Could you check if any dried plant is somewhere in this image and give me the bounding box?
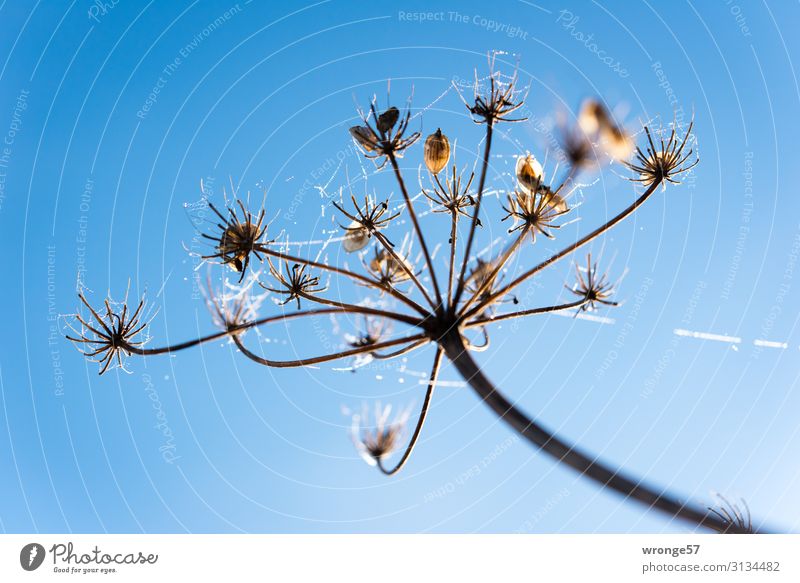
[66,57,768,534]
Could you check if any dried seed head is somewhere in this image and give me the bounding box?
[567,254,617,312]
[623,121,698,190]
[707,494,753,534]
[261,260,327,309]
[350,402,410,466]
[342,220,370,253]
[578,99,632,162]
[578,99,608,135]
[201,200,268,282]
[515,154,544,192]
[424,128,451,174]
[349,125,379,152]
[537,184,568,213]
[377,106,400,134]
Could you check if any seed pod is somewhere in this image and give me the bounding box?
[599,123,633,161]
[349,125,378,152]
[515,154,544,192]
[342,221,370,253]
[424,129,450,174]
[578,99,609,135]
[377,107,400,134]
[538,185,568,213]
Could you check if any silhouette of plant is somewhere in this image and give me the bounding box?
[66,56,765,534]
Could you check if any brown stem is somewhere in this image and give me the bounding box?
[377,347,443,476]
[372,230,436,311]
[453,121,494,307]
[125,307,424,356]
[232,332,427,369]
[387,152,443,311]
[255,244,429,317]
[465,298,588,328]
[439,330,758,533]
[372,339,429,360]
[465,178,663,321]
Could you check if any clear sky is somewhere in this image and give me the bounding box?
[0,0,798,534]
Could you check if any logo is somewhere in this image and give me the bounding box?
[20,543,46,571]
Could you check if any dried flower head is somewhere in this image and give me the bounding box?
[350,403,411,466]
[202,200,268,281]
[623,121,698,190]
[423,128,451,174]
[501,188,571,242]
[205,278,264,334]
[515,153,544,192]
[365,246,415,288]
[707,495,753,534]
[465,68,526,124]
[347,317,388,349]
[65,293,150,375]
[262,260,326,309]
[567,254,617,312]
[333,195,400,246]
[422,165,477,225]
[349,103,420,168]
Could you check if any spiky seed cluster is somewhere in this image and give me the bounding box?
[348,318,388,349]
[707,495,753,534]
[205,281,262,334]
[423,165,477,225]
[365,247,414,289]
[349,104,420,168]
[467,72,526,124]
[333,195,400,251]
[262,261,326,309]
[623,121,698,189]
[351,404,410,465]
[66,294,149,375]
[423,129,451,174]
[502,188,570,242]
[568,254,617,312]
[202,200,268,281]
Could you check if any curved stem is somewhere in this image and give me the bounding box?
[372,339,430,360]
[291,291,425,328]
[377,347,443,476]
[466,178,663,321]
[255,244,429,317]
[125,307,423,356]
[439,330,759,533]
[465,298,588,328]
[453,121,494,307]
[233,332,427,369]
[387,152,443,311]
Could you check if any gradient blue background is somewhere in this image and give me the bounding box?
[0,0,798,533]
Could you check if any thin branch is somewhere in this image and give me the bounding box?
[453,121,494,307]
[465,298,589,328]
[439,331,761,533]
[232,332,427,369]
[124,306,425,356]
[465,177,663,321]
[377,347,443,475]
[254,243,429,317]
[372,338,430,360]
[387,151,443,311]
[372,230,437,311]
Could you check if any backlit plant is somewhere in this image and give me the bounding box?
[67,57,761,534]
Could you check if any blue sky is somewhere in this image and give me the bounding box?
[0,0,799,533]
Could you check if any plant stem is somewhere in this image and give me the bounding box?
[446,212,458,312]
[465,177,663,321]
[378,347,443,476]
[465,298,589,328]
[372,230,437,311]
[439,330,756,533]
[125,306,424,356]
[387,152,443,311]
[452,121,494,307]
[233,332,428,369]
